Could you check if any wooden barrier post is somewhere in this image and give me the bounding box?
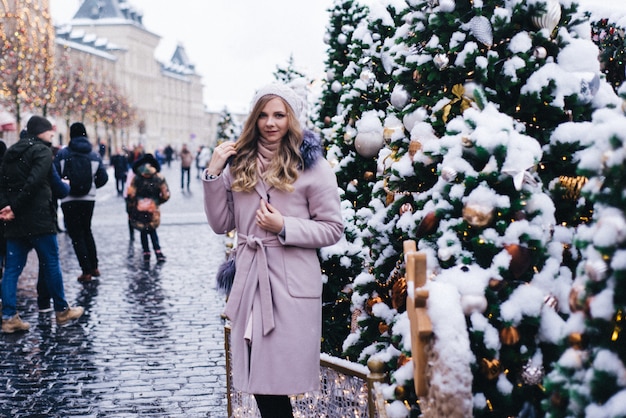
[404,240,432,397]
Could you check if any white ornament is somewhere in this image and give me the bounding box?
[360,69,376,86]
[438,0,455,12]
[469,16,493,47]
[390,85,409,109]
[441,166,458,182]
[585,259,608,282]
[531,0,561,35]
[354,132,385,158]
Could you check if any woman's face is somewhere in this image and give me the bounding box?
[257,97,289,143]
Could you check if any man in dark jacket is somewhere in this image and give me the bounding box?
[0,115,85,333]
[54,122,108,283]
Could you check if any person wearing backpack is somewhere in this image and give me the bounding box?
[54,122,108,283]
[0,116,85,332]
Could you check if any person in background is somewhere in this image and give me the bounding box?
[110,147,130,196]
[195,145,211,179]
[54,122,109,283]
[126,153,170,263]
[179,143,193,191]
[37,156,71,312]
[202,83,343,418]
[164,144,174,168]
[0,115,84,333]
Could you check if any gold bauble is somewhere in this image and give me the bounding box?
[394,384,406,400]
[500,326,520,345]
[462,203,495,228]
[568,285,586,313]
[408,140,422,158]
[365,296,383,314]
[391,276,407,311]
[416,211,440,238]
[363,171,375,181]
[568,332,584,350]
[504,244,532,279]
[378,321,389,334]
[480,358,501,380]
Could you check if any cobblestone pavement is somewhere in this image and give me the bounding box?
[0,161,229,417]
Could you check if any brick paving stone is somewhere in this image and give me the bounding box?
[0,162,229,417]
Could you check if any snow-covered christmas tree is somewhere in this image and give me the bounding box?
[317,0,623,416]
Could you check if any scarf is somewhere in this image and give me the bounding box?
[256,136,280,175]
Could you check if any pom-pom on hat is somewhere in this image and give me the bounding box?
[251,83,305,121]
[70,122,87,139]
[26,116,53,136]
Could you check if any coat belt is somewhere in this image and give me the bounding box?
[237,233,281,336]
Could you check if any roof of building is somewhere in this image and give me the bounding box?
[72,0,144,26]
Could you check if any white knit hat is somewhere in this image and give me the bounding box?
[251,83,306,121]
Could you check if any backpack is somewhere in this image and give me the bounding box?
[61,151,94,197]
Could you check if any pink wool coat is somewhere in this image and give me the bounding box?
[203,154,343,395]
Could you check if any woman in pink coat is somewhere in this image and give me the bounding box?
[203,83,343,417]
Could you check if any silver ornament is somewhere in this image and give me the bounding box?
[469,16,493,47]
[434,53,450,70]
[441,166,458,182]
[533,46,547,59]
[585,259,608,282]
[521,362,544,386]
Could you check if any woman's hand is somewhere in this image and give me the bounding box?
[256,199,284,234]
[206,141,236,176]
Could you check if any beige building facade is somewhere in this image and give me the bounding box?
[55,0,212,155]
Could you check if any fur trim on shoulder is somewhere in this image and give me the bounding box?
[300,129,323,170]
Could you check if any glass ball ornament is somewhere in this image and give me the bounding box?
[533,46,548,59]
[355,131,385,158]
[433,53,450,70]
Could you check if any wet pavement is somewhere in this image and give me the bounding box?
[0,160,229,417]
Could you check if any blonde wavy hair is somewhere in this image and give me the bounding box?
[230,95,303,193]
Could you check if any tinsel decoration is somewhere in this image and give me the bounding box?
[531,0,562,35]
[351,308,362,333]
[558,175,588,200]
[480,358,501,380]
[469,16,493,47]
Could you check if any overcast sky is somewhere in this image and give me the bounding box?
[50,0,626,113]
[50,0,334,113]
